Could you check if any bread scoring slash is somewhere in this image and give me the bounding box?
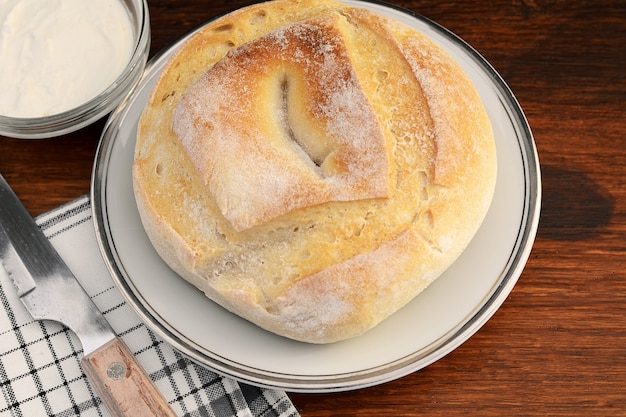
[133,0,497,343]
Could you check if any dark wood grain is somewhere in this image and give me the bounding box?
[2,1,626,416]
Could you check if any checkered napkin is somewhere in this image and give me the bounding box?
[0,196,299,417]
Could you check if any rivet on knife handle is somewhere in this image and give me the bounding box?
[82,337,176,417]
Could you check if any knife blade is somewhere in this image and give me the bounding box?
[0,173,176,417]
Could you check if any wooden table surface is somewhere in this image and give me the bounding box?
[2,1,625,416]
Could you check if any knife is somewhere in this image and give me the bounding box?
[0,173,176,417]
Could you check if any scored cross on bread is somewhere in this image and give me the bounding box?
[172,14,391,232]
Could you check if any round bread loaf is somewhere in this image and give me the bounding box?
[133,0,497,344]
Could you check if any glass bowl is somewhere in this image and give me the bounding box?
[0,0,150,139]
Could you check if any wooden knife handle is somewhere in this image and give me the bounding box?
[82,337,176,417]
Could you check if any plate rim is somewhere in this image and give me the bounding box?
[91,0,541,392]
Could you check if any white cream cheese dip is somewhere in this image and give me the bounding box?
[0,0,134,118]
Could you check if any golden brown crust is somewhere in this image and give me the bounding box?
[133,0,497,343]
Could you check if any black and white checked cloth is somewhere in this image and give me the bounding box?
[0,196,299,417]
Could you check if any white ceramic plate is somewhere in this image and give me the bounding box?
[92,0,541,392]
